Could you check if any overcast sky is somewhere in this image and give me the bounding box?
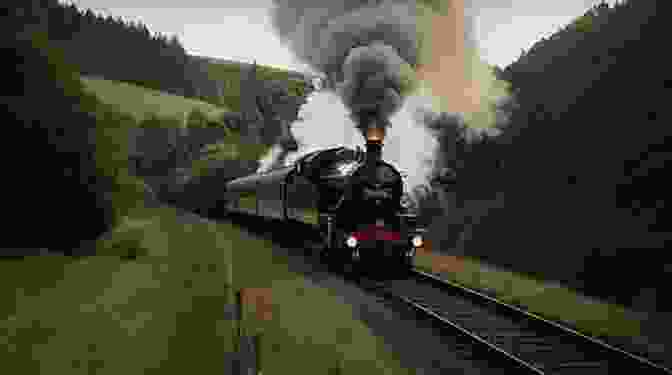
[60,0,617,73]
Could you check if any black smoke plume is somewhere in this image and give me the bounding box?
[269,0,512,205]
[270,0,428,138]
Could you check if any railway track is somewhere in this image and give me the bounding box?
[225,215,669,374]
[357,268,671,375]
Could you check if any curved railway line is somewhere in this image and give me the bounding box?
[224,214,669,374]
[357,268,671,375]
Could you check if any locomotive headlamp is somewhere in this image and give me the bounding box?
[346,235,358,248]
[411,235,423,248]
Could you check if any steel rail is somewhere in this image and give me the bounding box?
[358,279,545,374]
[409,268,672,374]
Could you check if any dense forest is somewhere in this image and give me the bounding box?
[424,0,669,312]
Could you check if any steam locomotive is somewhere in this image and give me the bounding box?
[223,138,425,276]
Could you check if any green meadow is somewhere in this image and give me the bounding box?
[1,206,412,375]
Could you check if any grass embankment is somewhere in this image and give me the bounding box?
[413,245,642,341]
[80,76,230,124]
[0,206,411,374]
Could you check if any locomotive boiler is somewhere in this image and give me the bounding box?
[223,126,425,275]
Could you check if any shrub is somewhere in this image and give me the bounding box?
[138,113,183,129]
[95,215,154,259]
[186,109,210,129]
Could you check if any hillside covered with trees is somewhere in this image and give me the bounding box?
[424,0,668,313]
[11,0,312,111]
[13,0,220,103]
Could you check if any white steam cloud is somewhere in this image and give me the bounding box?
[279,89,438,194]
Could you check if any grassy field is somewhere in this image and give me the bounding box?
[413,246,643,341]
[0,206,412,374]
[80,76,230,125]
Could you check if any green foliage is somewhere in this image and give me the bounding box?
[415,0,454,14]
[571,12,595,33]
[186,109,208,129]
[198,93,228,108]
[90,101,151,226]
[568,2,614,34]
[206,63,242,112]
[255,65,309,98]
[189,134,267,179]
[287,79,307,98]
[219,91,242,114]
[201,142,238,157]
[4,29,118,252]
[137,113,166,128]
[186,108,223,130]
[204,61,310,112]
[8,25,181,245]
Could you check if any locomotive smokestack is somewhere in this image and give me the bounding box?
[358,111,387,168]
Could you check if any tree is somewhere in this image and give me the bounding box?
[3,30,117,253]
